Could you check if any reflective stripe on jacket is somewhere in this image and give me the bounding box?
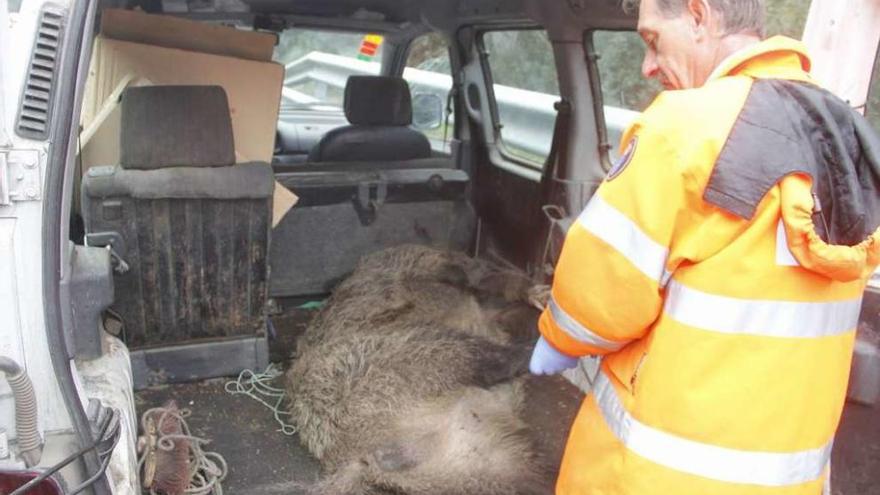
[540,36,880,495]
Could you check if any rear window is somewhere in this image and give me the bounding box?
[273,29,384,112]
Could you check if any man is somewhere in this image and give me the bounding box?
[529,0,880,494]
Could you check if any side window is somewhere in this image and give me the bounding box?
[403,33,453,153]
[589,31,660,162]
[482,30,560,168]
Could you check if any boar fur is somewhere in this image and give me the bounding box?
[286,244,554,495]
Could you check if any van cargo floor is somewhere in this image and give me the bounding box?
[133,307,584,494]
[134,310,320,494]
[134,373,583,494]
[136,379,322,494]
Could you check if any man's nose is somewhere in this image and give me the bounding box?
[642,52,659,79]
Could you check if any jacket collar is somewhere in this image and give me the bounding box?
[706,35,814,84]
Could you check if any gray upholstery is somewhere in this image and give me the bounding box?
[273,157,455,174]
[82,85,272,355]
[270,201,474,296]
[120,85,235,170]
[83,162,274,200]
[308,76,432,162]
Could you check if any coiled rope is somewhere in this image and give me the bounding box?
[224,363,297,436]
[137,406,228,495]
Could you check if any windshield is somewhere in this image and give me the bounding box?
[273,29,385,111]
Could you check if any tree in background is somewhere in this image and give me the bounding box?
[764,0,809,37]
[407,33,450,73]
[593,31,660,112]
[274,29,374,65]
[482,30,559,95]
[869,55,880,130]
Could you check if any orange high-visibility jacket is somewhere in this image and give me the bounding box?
[540,36,880,495]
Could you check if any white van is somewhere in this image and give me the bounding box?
[0,0,878,493]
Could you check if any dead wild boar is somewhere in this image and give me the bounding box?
[296,245,538,355]
[298,277,509,354]
[285,245,553,494]
[342,244,535,307]
[305,384,551,495]
[286,325,551,495]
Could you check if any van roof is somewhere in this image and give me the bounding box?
[125,0,634,34]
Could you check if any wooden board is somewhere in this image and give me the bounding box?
[802,0,880,113]
[100,9,277,62]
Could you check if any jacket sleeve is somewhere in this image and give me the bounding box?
[539,118,691,357]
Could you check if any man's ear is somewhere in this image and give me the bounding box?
[686,0,713,37]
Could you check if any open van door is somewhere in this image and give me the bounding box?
[456,2,632,275]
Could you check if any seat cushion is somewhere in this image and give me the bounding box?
[120,85,236,170]
[307,125,432,162]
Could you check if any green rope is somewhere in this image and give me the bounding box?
[224,364,297,436]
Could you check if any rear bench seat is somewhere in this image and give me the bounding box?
[269,75,474,297]
[82,85,272,387]
[270,157,475,296]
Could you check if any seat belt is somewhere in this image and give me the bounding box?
[541,99,571,200]
[442,83,458,153]
[539,99,572,277]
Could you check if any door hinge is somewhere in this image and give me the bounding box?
[0,150,42,206]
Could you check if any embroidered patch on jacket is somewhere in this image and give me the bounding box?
[607,137,637,181]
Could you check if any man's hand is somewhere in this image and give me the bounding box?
[529,336,578,375]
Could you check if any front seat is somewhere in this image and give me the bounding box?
[81,85,273,387]
[308,75,432,162]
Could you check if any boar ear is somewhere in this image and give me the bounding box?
[473,270,533,303]
[433,262,470,288]
[372,444,418,472]
[472,342,533,387]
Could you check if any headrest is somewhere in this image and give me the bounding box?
[120,86,236,170]
[344,76,412,126]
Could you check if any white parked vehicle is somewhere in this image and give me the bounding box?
[0,0,877,493]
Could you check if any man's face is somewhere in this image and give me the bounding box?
[637,0,710,90]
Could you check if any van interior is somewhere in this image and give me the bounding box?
[38,0,877,492]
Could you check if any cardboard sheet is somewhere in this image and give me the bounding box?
[99,9,277,62]
[82,37,284,163]
[80,10,297,226]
